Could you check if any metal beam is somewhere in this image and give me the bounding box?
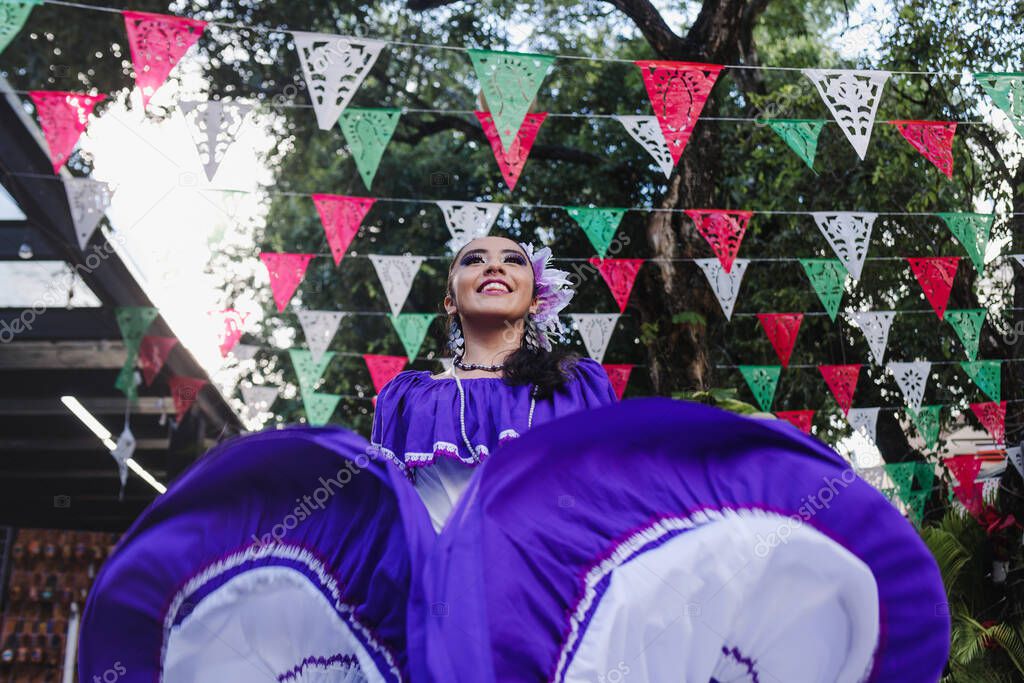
[0,222,62,260]
[0,340,128,369]
[0,396,175,415]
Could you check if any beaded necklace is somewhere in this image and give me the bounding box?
[447,364,537,464]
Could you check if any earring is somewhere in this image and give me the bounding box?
[523,313,540,352]
[447,317,465,357]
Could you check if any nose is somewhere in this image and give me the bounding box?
[483,258,505,274]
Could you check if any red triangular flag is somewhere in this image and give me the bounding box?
[945,454,984,516]
[476,111,546,191]
[818,364,861,416]
[122,10,206,111]
[260,252,314,313]
[685,209,752,273]
[168,376,207,422]
[589,258,644,313]
[363,354,407,395]
[601,363,634,400]
[28,91,106,174]
[971,400,1006,445]
[906,256,959,320]
[756,313,803,368]
[634,61,723,165]
[138,336,178,386]
[312,194,375,266]
[774,409,815,434]
[889,121,956,179]
[209,309,248,357]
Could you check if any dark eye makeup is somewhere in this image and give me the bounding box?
[460,252,527,266]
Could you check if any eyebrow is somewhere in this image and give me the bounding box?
[461,248,525,257]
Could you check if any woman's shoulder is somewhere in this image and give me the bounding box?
[564,356,604,379]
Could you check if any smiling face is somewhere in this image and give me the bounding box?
[444,236,539,324]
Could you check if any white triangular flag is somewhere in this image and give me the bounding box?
[847,310,896,365]
[887,361,931,411]
[616,115,675,178]
[231,343,259,362]
[179,100,254,182]
[802,69,890,159]
[1012,254,1023,270]
[695,258,750,321]
[811,212,877,281]
[369,254,424,316]
[241,384,280,424]
[1007,446,1023,478]
[62,177,116,250]
[436,201,503,253]
[111,425,136,500]
[296,310,347,362]
[858,465,887,490]
[847,407,880,444]
[570,313,620,362]
[292,32,385,131]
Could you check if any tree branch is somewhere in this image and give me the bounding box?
[602,0,687,57]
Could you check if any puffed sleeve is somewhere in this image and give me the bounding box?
[565,357,619,407]
[367,371,416,471]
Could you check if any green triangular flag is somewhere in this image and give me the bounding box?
[937,213,994,273]
[881,487,899,505]
[974,72,1024,139]
[914,461,936,494]
[289,348,335,394]
[738,365,781,412]
[0,1,40,55]
[114,350,139,402]
[903,489,928,527]
[303,391,341,427]
[566,207,626,258]
[389,313,436,363]
[338,107,401,190]
[115,306,159,355]
[961,360,1001,402]
[467,49,554,151]
[760,119,826,171]
[799,258,848,321]
[885,462,916,498]
[945,309,987,361]
[907,405,942,451]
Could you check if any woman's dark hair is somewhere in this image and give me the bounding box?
[444,237,580,400]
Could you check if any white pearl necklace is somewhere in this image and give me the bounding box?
[449,365,536,464]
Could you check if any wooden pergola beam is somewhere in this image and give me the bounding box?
[0,340,128,369]
[0,396,175,415]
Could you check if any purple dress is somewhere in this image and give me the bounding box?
[78,359,950,683]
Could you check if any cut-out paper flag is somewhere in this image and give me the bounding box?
[686,209,752,273]
[240,384,279,423]
[1007,445,1024,479]
[887,361,931,412]
[945,309,986,361]
[760,119,825,171]
[634,61,723,165]
[884,462,916,498]
[889,121,956,178]
[303,391,341,427]
[369,254,424,316]
[1013,254,1024,270]
[602,363,633,400]
[696,258,749,321]
[122,10,206,111]
[847,407,880,444]
[467,49,554,151]
[570,313,620,363]
[739,365,781,412]
[437,201,502,253]
[363,353,407,394]
[567,207,626,258]
[775,409,814,434]
[138,335,177,386]
[945,454,984,515]
[846,310,896,365]
[589,257,643,313]
[114,362,139,402]
[616,115,675,178]
[260,252,314,313]
[476,110,546,191]
[111,424,136,500]
[210,309,248,358]
[29,91,106,174]
[937,212,994,274]
[756,313,803,368]
[799,258,848,321]
[802,69,890,159]
[116,306,159,354]
[810,212,876,281]
[906,256,959,319]
[961,360,1001,403]
[231,343,259,362]
[915,461,936,495]
[907,405,941,451]
[858,466,887,491]
[0,1,40,56]
[338,108,400,190]
[312,194,374,266]
[179,100,253,181]
[974,72,1024,139]
[389,313,436,363]
[289,348,335,394]
[292,32,385,131]
[297,310,346,363]
[819,364,860,416]
[62,177,116,250]
[971,400,1007,446]
[168,376,206,422]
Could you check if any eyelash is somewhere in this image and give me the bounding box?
[461,254,526,266]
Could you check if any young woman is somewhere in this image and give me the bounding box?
[78,236,950,683]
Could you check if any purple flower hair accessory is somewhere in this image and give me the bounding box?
[519,241,575,351]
